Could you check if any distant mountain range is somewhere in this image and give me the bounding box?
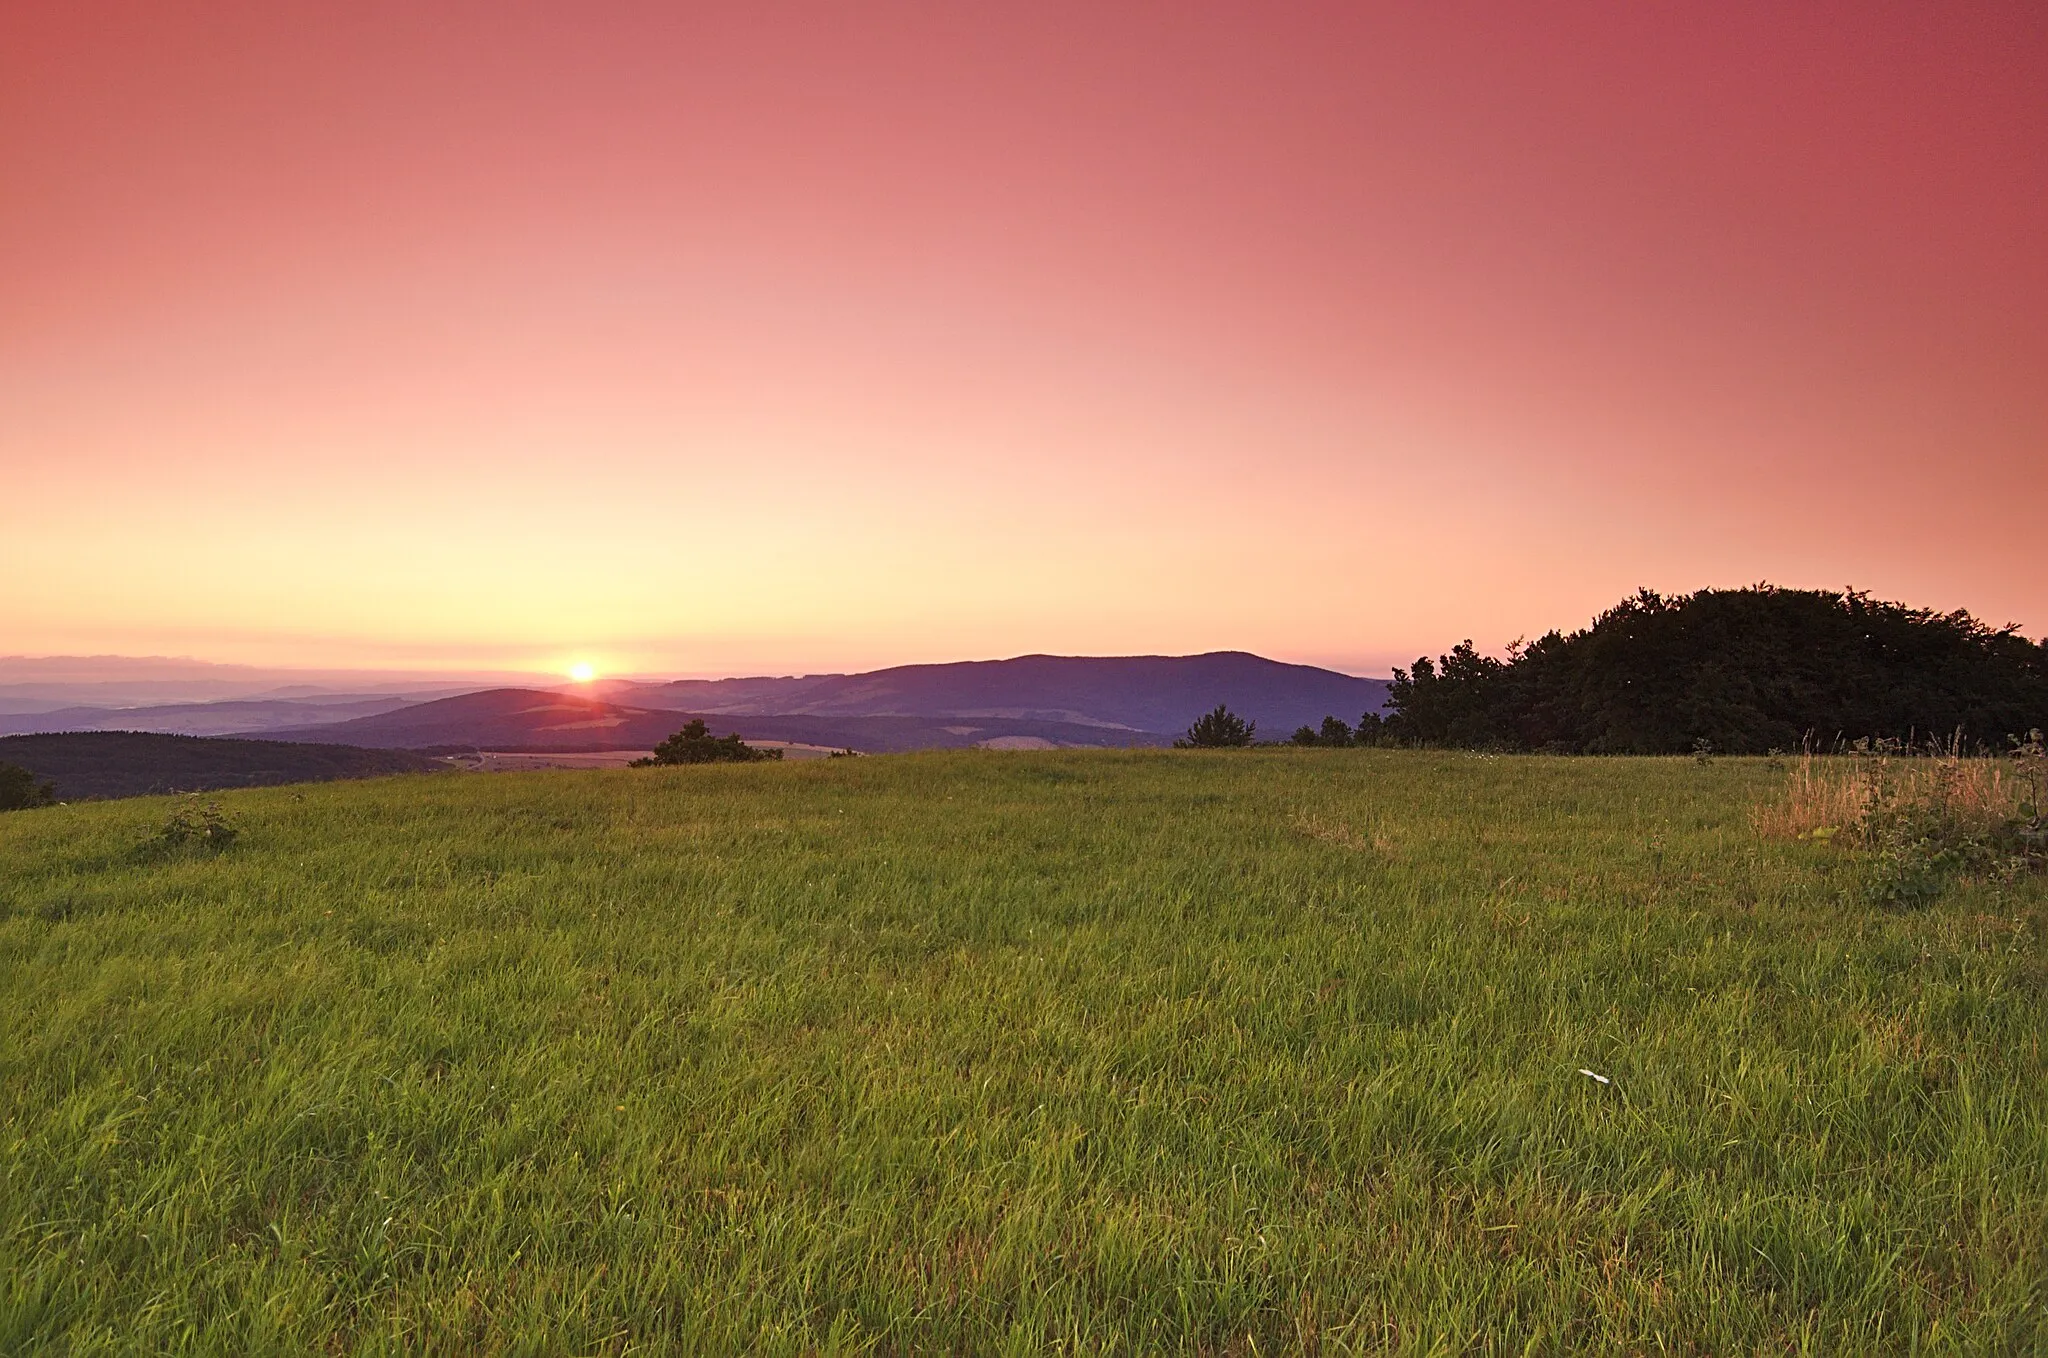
[0,655,525,713]
[251,654,1391,752]
[252,689,1177,753]
[0,652,1391,760]
[0,695,422,737]
[611,653,1389,735]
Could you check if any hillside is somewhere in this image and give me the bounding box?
[612,651,1390,735]
[254,687,1176,752]
[6,654,1392,753]
[0,694,419,738]
[0,732,446,800]
[2,752,2042,1350]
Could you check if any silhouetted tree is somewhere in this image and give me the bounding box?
[1176,705,1255,748]
[1291,715,1354,747]
[1383,641,1515,748]
[634,718,783,765]
[0,761,56,810]
[1381,586,2048,754]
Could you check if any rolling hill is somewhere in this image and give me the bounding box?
[610,652,1390,736]
[253,654,1391,753]
[250,689,1174,753]
[0,695,420,738]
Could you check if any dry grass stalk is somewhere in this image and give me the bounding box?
[1754,748,2039,846]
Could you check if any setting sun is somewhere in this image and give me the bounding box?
[568,662,597,684]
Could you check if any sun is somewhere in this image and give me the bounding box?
[568,662,597,684]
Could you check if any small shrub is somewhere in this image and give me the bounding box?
[1176,705,1254,749]
[155,800,239,851]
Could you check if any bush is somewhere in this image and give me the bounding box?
[0,761,56,811]
[1290,716,1355,747]
[634,719,783,766]
[154,800,238,850]
[1176,705,1254,749]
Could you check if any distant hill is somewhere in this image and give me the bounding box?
[0,655,522,712]
[256,689,664,749]
[252,689,1174,753]
[0,732,446,800]
[610,652,1390,737]
[0,695,419,738]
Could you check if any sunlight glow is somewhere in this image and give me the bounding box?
[568,662,597,683]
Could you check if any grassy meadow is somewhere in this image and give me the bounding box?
[2,750,2044,1353]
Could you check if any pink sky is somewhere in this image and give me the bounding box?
[4,3,2043,679]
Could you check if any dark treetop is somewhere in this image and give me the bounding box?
[1383,586,2048,754]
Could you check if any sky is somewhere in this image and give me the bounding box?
[4,2,2044,680]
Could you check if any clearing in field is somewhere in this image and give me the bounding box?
[1,750,2043,1352]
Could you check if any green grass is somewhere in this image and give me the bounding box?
[2,751,2044,1354]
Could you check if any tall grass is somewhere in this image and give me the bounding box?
[2,750,2045,1352]
[1754,735,2047,902]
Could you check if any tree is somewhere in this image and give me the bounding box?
[1355,711,1388,746]
[1379,585,2048,754]
[1176,705,1255,748]
[1383,641,1515,748]
[633,718,783,766]
[0,761,56,811]
[1291,715,1354,747]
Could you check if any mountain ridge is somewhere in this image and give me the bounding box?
[610,651,1389,737]
[248,653,1388,752]
[250,688,1174,753]
[0,695,421,737]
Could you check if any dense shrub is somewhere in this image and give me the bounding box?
[634,719,783,766]
[0,761,56,811]
[1386,586,2048,754]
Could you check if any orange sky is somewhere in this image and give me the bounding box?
[4,3,2044,679]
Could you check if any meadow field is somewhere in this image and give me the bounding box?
[2,751,2043,1354]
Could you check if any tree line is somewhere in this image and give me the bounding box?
[1185,586,2048,755]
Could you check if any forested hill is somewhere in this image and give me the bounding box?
[1381,586,2048,754]
[0,733,445,800]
